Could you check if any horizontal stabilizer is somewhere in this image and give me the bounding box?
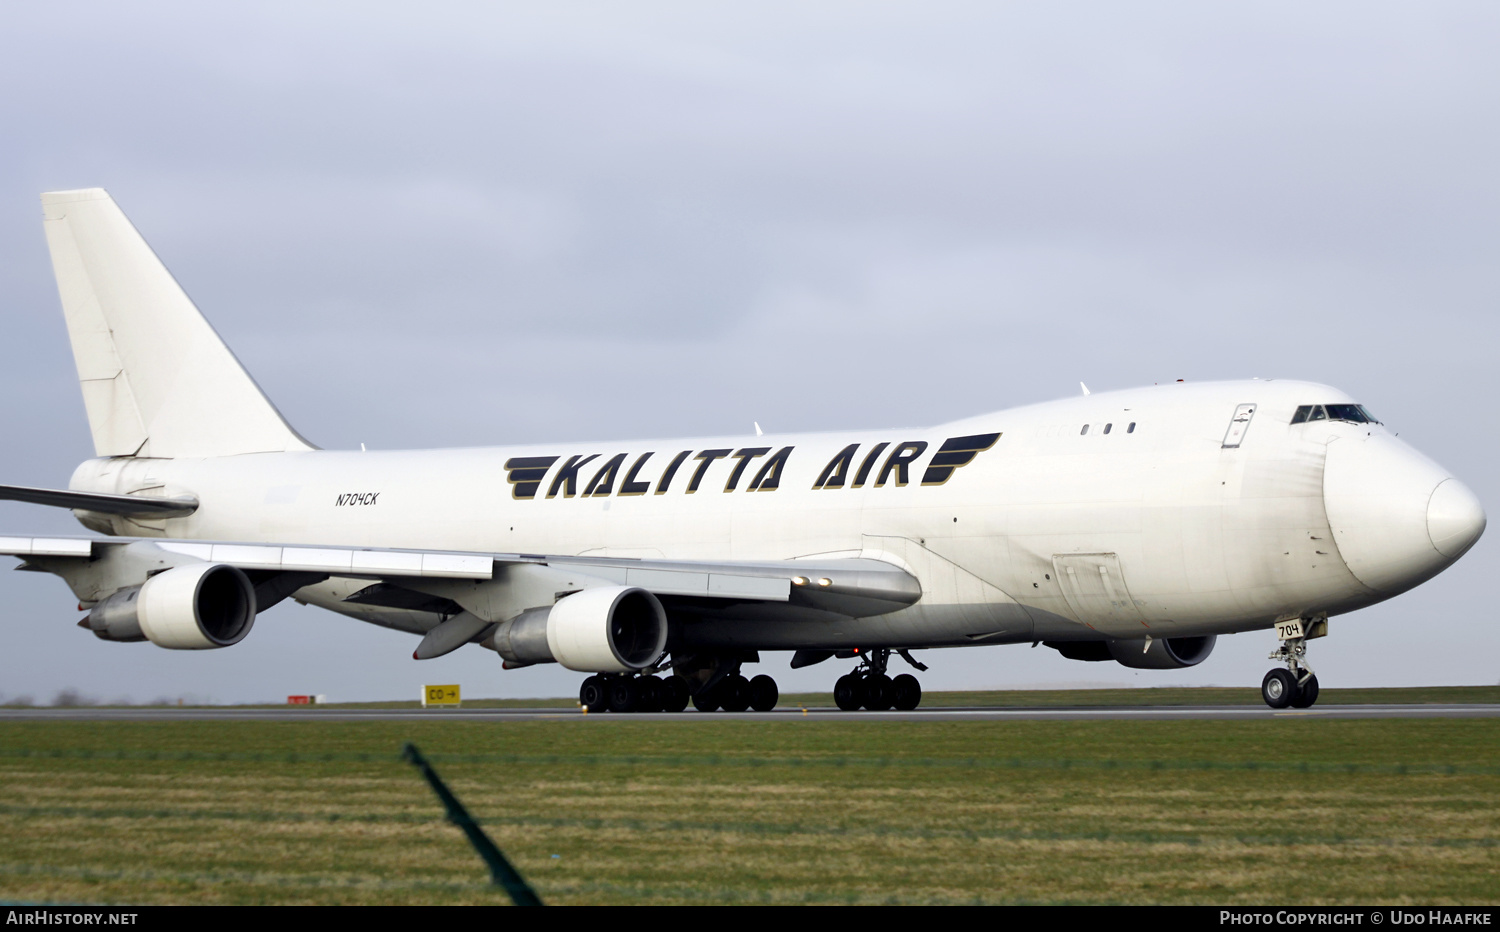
[0,484,197,517]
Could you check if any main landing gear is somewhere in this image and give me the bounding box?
[690,673,779,713]
[579,672,691,714]
[1260,617,1324,709]
[577,669,780,713]
[833,648,924,712]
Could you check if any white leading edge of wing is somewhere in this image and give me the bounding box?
[0,535,920,607]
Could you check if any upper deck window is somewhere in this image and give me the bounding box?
[1291,404,1380,425]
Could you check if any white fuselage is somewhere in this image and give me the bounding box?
[66,379,1484,650]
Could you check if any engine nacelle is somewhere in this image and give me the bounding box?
[1108,635,1216,670]
[490,586,667,673]
[1046,635,1217,669]
[86,563,257,649]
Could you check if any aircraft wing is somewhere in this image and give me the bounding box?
[0,535,921,617]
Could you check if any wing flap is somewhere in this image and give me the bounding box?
[0,536,94,557]
[560,562,793,601]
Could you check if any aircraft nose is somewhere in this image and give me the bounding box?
[1427,477,1486,558]
[1322,434,1483,594]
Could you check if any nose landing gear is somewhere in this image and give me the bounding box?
[833,649,925,711]
[1261,616,1325,709]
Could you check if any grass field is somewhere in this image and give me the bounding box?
[0,706,1497,905]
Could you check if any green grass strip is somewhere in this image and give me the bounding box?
[0,864,1167,906]
[2,802,1492,850]
[0,745,1493,775]
[0,861,499,896]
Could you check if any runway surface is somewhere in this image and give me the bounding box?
[3,703,1498,722]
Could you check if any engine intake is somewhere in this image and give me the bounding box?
[490,585,667,673]
[87,563,257,649]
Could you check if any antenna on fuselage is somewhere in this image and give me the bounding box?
[1080,382,1090,396]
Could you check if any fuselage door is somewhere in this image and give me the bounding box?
[1221,404,1257,449]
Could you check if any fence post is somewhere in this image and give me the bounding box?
[402,742,544,906]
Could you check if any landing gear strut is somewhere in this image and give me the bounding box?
[833,649,923,711]
[671,651,780,713]
[1261,616,1324,709]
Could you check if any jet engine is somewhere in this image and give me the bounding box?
[85,563,257,649]
[490,585,667,673]
[1108,635,1216,669]
[1046,635,1216,670]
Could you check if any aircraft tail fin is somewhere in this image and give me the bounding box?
[40,188,315,458]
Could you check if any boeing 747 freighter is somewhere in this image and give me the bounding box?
[1,189,1485,712]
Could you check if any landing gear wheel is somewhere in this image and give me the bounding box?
[691,682,721,712]
[863,674,893,711]
[834,674,861,711]
[636,675,663,713]
[891,673,922,711]
[607,676,639,713]
[1261,668,1299,709]
[661,675,691,713]
[1267,621,1321,711]
[579,675,608,713]
[720,674,752,712]
[748,674,779,712]
[1290,674,1320,708]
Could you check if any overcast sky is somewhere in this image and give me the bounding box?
[0,2,1495,704]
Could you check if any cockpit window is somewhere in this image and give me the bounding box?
[1325,404,1370,423]
[1291,404,1380,425]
